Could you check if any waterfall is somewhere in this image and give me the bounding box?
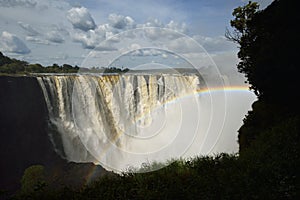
[37,74,207,172]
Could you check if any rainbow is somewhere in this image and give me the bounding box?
[162,85,254,106]
[197,85,252,95]
[82,85,255,185]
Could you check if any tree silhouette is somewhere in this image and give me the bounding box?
[227,0,299,105]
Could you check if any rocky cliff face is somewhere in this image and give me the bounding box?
[0,76,106,193]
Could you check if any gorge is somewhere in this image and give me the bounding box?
[0,73,255,192]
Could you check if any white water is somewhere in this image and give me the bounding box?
[37,74,254,172]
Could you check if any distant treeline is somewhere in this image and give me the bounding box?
[0,52,129,74]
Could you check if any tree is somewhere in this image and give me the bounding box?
[21,165,46,194]
[26,64,44,73]
[0,52,13,66]
[226,1,260,94]
[225,1,259,43]
[226,0,299,106]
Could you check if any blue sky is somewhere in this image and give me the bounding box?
[65,0,273,36]
[0,0,273,72]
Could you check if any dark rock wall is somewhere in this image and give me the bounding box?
[0,76,108,194]
[0,76,64,191]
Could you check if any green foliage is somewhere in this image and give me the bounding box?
[227,0,299,104]
[103,66,130,73]
[0,52,28,74]
[0,51,128,74]
[226,1,259,43]
[0,52,12,66]
[26,64,44,73]
[239,117,299,199]
[0,52,80,74]
[10,143,297,199]
[233,1,299,198]
[238,101,287,150]
[231,0,299,150]
[20,165,46,194]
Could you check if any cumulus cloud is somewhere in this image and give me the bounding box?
[26,36,49,45]
[108,13,135,29]
[49,24,69,36]
[130,48,164,56]
[72,15,186,50]
[70,13,188,50]
[138,19,186,40]
[46,31,64,43]
[18,21,39,36]
[71,16,125,49]
[0,31,30,54]
[167,37,199,53]
[94,42,118,51]
[0,0,36,8]
[72,26,107,49]
[18,22,66,44]
[141,18,163,28]
[165,20,187,33]
[67,7,96,31]
[144,27,183,41]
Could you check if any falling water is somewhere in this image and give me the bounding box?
[37,73,225,172]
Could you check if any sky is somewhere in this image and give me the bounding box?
[0,0,273,75]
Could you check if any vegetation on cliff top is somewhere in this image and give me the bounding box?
[0,52,129,74]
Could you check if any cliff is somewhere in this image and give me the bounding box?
[0,76,106,193]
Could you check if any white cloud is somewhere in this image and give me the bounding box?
[130,43,141,50]
[0,31,30,54]
[69,12,189,51]
[211,51,247,85]
[130,49,164,56]
[46,31,64,43]
[193,35,237,53]
[166,20,187,33]
[138,19,186,41]
[18,21,39,36]
[18,22,67,44]
[94,42,118,51]
[26,36,49,45]
[67,7,96,31]
[141,18,164,28]
[167,37,199,53]
[108,13,135,29]
[19,23,68,45]
[49,24,70,37]
[142,18,187,34]
[0,0,37,8]
[72,26,107,49]
[71,13,135,49]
